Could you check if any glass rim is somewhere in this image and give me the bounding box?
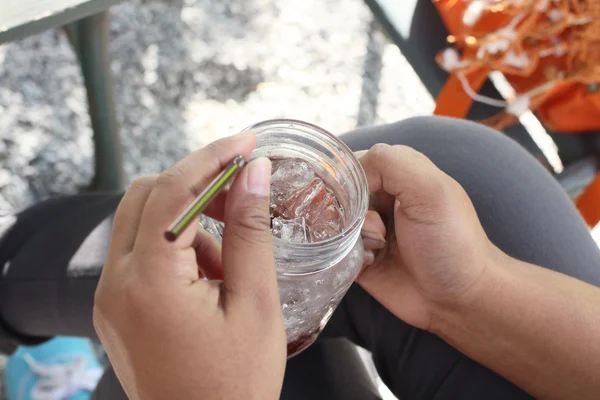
[245,118,369,254]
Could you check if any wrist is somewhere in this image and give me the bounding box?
[429,244,511,337]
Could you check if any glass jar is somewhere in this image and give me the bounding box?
[202,119,368,357]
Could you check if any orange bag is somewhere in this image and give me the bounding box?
[433,0,600,134]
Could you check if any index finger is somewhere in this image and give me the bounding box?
[136,131,256,254]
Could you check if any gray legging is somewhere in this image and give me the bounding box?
[0,117,598,399]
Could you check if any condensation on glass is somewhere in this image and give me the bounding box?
[201,119,368,357]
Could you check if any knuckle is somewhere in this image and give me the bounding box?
[127,175,157,192]
[370,144,432,172]
[446,176,471,207]
[93,287,107,317]
[92,307,104,338]
[92,292,110,332]
[425,172,450,196]
[408,148,433,164]
[203,141,228,171]
[156,163,186,189]
[156,163,201,199]
[229,203,272,243]
[369,143,392,159]
[93,281,113,331]
[203,141,221,161]
[93,273,114,313]
[393,145,433,165]
[399,174,453,224]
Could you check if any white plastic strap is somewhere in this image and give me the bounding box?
[456,72,508,108]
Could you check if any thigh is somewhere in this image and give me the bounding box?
[0,193,122,341]
[326,116,600,399]
[91,339,381,400]
[281,339,380,400]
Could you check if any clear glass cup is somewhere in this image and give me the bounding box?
[201,119,368,357]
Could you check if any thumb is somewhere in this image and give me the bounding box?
[360,144,453,225]
[221,157,279,309]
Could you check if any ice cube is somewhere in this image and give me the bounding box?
[272,216,308,243]
[309,210,344,241]
[270,158,344,243]
[270,159,315,218]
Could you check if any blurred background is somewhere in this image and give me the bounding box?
[0,0,434,212]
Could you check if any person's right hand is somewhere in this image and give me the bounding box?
[357,144,501,332]
[93,132,286,400]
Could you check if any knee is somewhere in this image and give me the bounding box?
[343,116,542,180]
[384,116,539,172]
[392,116,516,151]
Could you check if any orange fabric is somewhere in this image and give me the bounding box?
[434,0,510,40]
[536,83,600,133]
[434,1,600,227]
[432,0,600,134]
[576,172,600,227]
[434,71,488,117]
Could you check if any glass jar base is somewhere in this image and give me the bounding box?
[287,329,321,359]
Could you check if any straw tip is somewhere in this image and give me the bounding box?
[164,231,177,242]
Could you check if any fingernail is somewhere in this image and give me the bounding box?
[364,250,375,266]
[233,129,254,138]
[354,150,367,159]
[246,157,271,196]
[361,230,386,248]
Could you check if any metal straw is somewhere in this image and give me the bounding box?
[165,155,246,241]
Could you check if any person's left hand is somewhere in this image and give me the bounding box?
[94,131,286,400]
